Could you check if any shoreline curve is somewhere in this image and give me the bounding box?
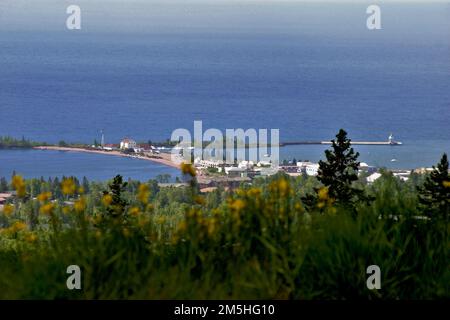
[33,146,181,170]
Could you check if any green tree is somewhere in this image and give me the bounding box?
[155,174,171,184]
[103,175,128,219]
[52,177,62,199]
[58,140,68,147]
[315,129,372,210]
[417,153,450,222]
[82,176,90,194]
[0,177,8,192]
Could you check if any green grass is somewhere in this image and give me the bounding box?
[0,174,448,299]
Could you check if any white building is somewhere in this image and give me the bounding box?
[120,138,137,150]
[366,172,382,184]
[238,160,254,170]
[305,164,320,176]
[296,161,315,174]
[393,172,409,182]
[359,162,369,170]
[296,161,315,168]
[194,158,224,168]
[257,160,272,167]
[225,167,247,177]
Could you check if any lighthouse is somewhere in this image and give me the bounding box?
[388,133,393,144]
[101,130,105,147]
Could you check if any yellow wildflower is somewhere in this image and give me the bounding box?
[2,204,14,216]
[180,163,196,177]
[122,228,130,238]
[138,184,149,193]
[129,206,141,217]
[157,216,166,224]
[278,179,290,197]
[61,178,76,195]
[12,175,26,198]
[11,221,27,232]
[24,233,37,243]
[194,195,205,205]
[247,188,261,197]
[74,197,87,213]
[443,181,450,188]
[37,191,52,202]
[17,185,26,198]
[12,175,24,189]
[138,217,148,228]
[230,199,246,212]
[318,187,329,201]
[102,194,113,206]
[137,194,149,204]
[207,218,217,237]
[62,206,71,214]
[39,203,55,215]
[137,184,150,204]
[78,187,85,194]
[177,221,187,233]
[93,215,103,224]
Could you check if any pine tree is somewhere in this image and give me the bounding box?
[82,176,90,194]
[52,177,62,199]
[417,153,449,222]
[0,177,8,192]
[104,175,128,219]
[317,129,372,208]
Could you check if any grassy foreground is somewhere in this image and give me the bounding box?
[0,168,448,300]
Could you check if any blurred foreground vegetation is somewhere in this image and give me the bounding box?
[0,131,448,299]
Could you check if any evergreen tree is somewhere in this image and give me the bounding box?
[52,177,62,199]
[0,177,8,192]
[104,175,128,219]
[417,153,450,222]
[82,176,90,194]
[316,129,372,209]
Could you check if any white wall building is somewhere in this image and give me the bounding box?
[238,160,254,170]
[366,172,382,183]
[194,158,224,168]
[305,164,320,176]
[225,167,247,177]
[120,138,137,150]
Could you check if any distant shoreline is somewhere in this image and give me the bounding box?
[32,146,181,170]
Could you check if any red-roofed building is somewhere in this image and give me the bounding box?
[120,138,137,150]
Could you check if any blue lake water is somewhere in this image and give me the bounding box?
[0,149,180,181]
[0,1,449,179]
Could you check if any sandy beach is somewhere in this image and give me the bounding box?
[33,146,181,169]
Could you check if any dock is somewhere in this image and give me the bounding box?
[280,140,402,147]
